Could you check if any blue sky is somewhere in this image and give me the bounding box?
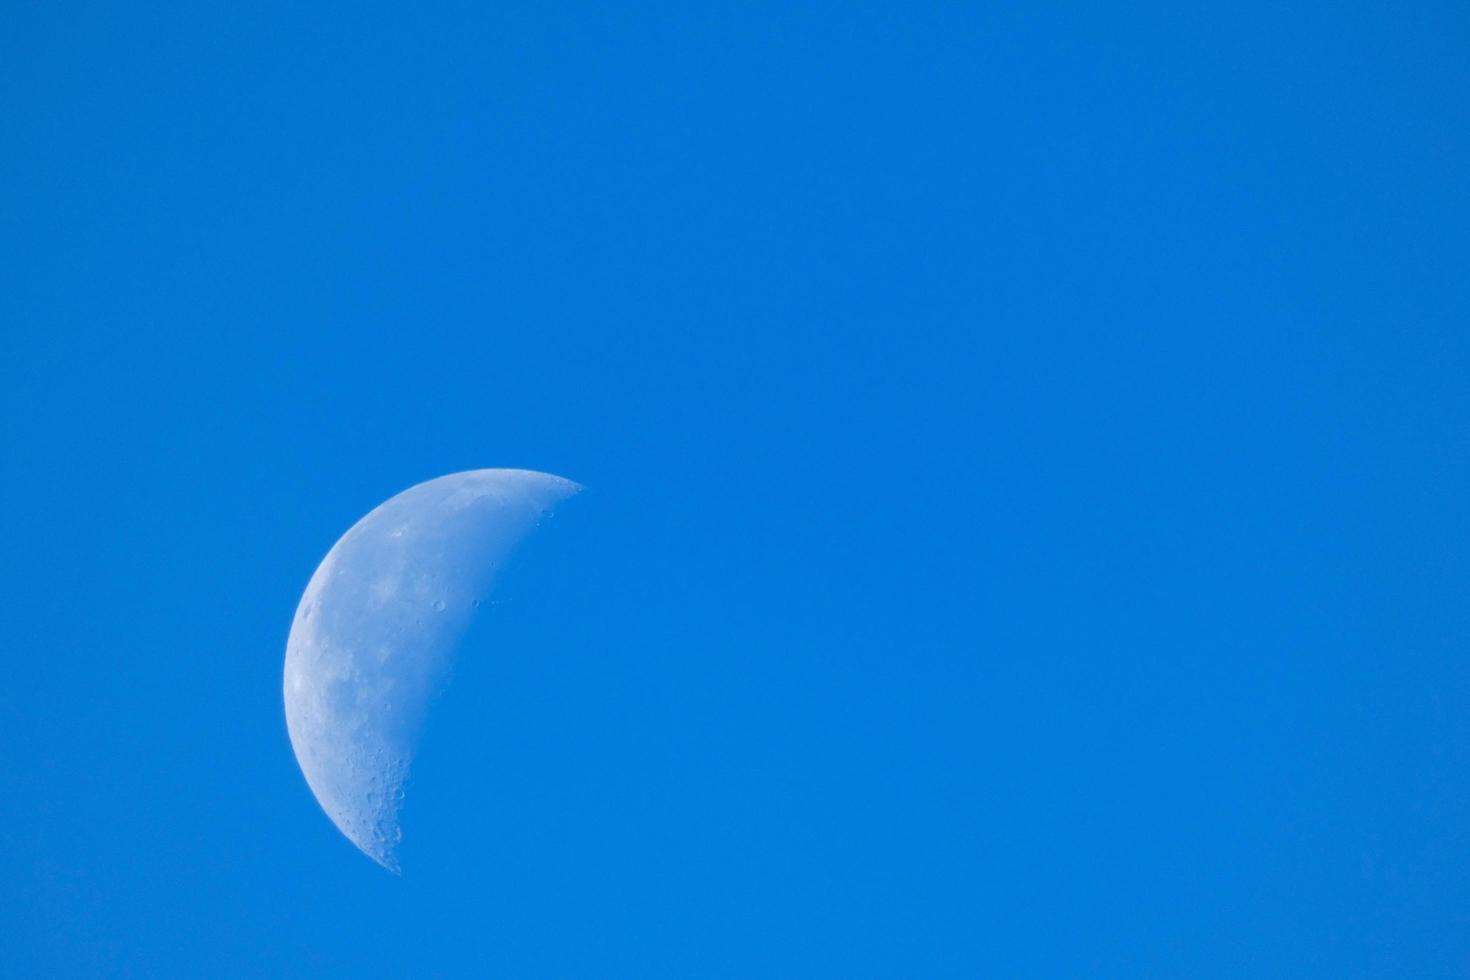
[3,1,1469,976]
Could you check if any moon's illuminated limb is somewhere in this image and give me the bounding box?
[283,469,580,871]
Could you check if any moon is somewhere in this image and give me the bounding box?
[283,468,581,872]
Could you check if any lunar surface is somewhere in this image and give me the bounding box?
[283,468,580,871]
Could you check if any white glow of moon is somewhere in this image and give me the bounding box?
[283,468,581,871]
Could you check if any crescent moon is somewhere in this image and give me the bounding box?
[283,468,581,871]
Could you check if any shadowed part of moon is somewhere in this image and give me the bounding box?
[283,468,581,871]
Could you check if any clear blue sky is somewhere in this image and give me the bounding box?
[3,2,1468,976]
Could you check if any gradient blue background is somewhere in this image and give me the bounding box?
[3,2,1469,976]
